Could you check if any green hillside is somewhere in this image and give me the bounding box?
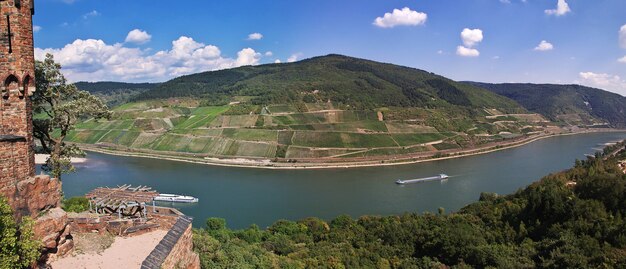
[136,54,523,111]
[466,82,626,128]
[75,81,160,107]
[65,55,565,162]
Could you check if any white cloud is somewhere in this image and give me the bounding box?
[373,7,427,28]
[534,40,554,51]
[125,29,152,45]
[579,72,626,93]
[618,56,626,63]
[456,46,480,57]
[620,24,626,49]
[82,10,100,19]
[35,36,263,82]
[545,0,571,16]
[274,59,282,64]
[33,25,42,33]
[460,28,483,47]
[457,28,483,57]
[247,33,263,40]
[287,53,302,63]
[265,51,273,57]
[235,48,261,66]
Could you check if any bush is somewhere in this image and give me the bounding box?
[206,218,227,232]
[0,197,40,268]
[62,197,90,213]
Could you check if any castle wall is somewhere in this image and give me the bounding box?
[1,0,37,216]
[0,1,73,265]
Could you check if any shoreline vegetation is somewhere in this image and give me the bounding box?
[77,129,626,170]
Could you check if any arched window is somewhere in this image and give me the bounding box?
[3,75,19,100]
[21,75,31,99]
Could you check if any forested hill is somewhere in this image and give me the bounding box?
[466,82,626,128]
[75,81,159,93]
[134,54,524,112]
[74,81,160,107]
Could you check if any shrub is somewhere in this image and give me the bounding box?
[62,197,90,213]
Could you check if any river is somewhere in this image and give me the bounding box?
[51,132,626,229]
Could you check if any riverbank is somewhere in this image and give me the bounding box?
[76,129,626,170]
[35,154,87,165]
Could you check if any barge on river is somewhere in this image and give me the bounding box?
[396,174,449,185]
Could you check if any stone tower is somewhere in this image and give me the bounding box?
[0,1,72,263]
[0,0,37,209]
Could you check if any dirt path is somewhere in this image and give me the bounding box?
[51,230,167,269]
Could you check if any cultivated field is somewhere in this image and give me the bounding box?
[66,101,554,161]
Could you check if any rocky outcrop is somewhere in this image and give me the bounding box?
[17,175,62,218]
[34,208,74,261]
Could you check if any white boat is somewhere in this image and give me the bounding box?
[154,194,199,203]
[396,174,449,185]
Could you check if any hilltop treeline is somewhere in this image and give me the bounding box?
[74,81,159,93]
[74,81,159,107]
[193,141,626,268]
[134,55,523,112]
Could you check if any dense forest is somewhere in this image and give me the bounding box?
[466,82,626,128]
[192,141,626,268]
[133,55,524,112]
[74,81,159,107]
[74,81,159,93]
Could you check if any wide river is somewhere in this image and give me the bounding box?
[51,132,626,229]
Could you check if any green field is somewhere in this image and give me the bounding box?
[221,128,278,142]
[175,106,229,129]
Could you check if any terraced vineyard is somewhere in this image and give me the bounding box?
[65,99,554,160]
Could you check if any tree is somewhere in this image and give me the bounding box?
[33,54,111,180]
[0,197,40,269]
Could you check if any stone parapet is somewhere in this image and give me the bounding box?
[141,216,200,269]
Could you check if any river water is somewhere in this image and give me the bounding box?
[52,132,626,229]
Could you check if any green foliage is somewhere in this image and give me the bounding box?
[62,197,90,213]
[0,197,40,269]
[33,54,112,180]
[206,218,227,232]
[194,141,626,268]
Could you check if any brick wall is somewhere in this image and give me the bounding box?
[0,0,37,216]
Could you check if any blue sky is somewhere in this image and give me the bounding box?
[33,0,626,95]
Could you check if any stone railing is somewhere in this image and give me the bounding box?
[141,216,200,269]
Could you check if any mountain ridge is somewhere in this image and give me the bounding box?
[132,54,524,112]
[465,82,626,128]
